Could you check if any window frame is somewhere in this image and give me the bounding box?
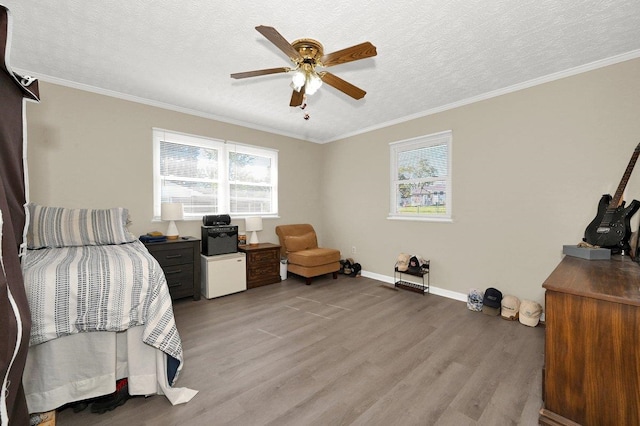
[152,128,278,220]
[388,130,452,222]
[226,140,279,216]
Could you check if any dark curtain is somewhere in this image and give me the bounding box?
[0,5,39,425]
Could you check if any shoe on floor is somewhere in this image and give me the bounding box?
[90,380,129,414]
[71,401,89,413]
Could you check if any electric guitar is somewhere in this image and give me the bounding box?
[583,142,640,252]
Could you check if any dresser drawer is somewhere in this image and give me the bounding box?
[248,262,279,280]
[148,246,194,267]
[249,248,279,264]
[163,263,195,298]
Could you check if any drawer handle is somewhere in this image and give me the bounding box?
[166,269,182,275]
[165,254,183,259]
[168,282,182,288]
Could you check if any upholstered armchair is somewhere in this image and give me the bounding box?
[275,224,341,285]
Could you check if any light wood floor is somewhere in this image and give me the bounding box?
[57,274,545,425]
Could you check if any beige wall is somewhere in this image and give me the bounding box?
[25,83,325,246]
[323,57,640,304]
[25,57,640,306]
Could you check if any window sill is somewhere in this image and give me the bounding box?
[153,215,280,222]
[387,215,453,223]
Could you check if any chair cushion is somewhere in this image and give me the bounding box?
[288,248,341,267]
[288,261,340,278]
[283,232,317,252]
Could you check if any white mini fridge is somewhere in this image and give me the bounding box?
[201,252,247,299]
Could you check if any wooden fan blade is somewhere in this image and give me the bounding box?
[320,42,377,67]
[255,25,302,61]
[230,67,290,79]
[320,72,366,100]
[290,86,305,107]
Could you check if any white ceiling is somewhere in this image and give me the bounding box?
[3,1,640,143]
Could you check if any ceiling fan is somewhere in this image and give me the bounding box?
[230,25,377,107]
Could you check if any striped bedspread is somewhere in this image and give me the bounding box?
[22,240,184,383]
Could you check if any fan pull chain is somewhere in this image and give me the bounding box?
[301,97,310,120]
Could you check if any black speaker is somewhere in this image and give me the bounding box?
[202,214,231,226]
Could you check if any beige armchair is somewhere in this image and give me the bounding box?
[275,224,341,285]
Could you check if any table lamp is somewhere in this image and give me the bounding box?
[161,202,183,240]
[245,217,263,246]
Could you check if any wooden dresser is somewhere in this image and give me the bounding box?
[540,255,640,425]
[144,238,201,300]
[238,243,281,289]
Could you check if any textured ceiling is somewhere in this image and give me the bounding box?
[3,1,640,143]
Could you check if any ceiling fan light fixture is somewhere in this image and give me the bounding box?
[305,71,322,95]
[290,69,306,92]
[231,26,377,106]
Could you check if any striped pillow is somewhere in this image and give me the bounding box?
[27,203,136,249]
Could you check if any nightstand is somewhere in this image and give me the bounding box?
[143,238,201,301]
[238,243,281,289]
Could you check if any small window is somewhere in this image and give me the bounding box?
[153,129,278,219]
[389,131,452,221]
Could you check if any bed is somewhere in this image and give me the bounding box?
[21,204,197,413]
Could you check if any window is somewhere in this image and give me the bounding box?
[153,128,278,219]
[389,130,452,221]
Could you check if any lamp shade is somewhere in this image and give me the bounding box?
[161,202,184,221]
[161,203,183,240]
[245,217,263,232]
[245,217,263,246]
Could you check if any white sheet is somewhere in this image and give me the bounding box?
[22,326,197,413]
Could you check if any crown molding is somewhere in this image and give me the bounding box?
[12,68,320,143]
[327,49,640,143]
[15,49,640,145]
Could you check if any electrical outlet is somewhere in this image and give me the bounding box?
[351,246,356,254]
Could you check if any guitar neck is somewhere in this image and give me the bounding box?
[608,142,640,212]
